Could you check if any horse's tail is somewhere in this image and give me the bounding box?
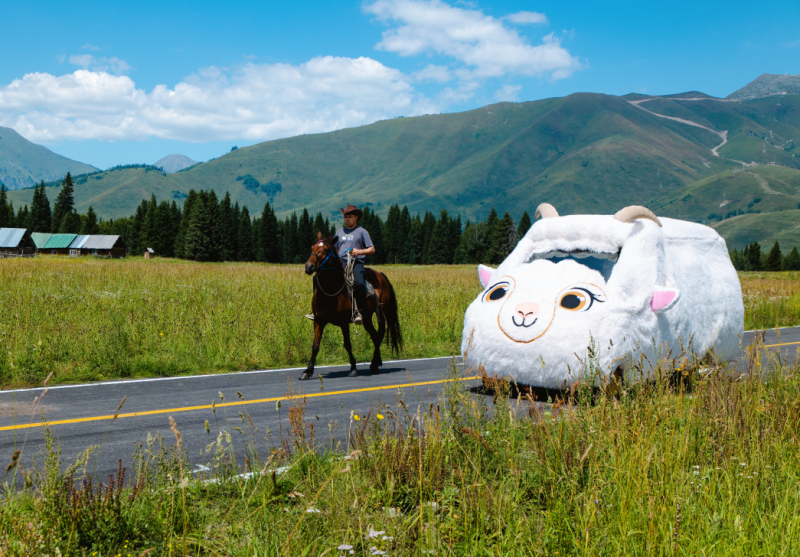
[381,273,403,356]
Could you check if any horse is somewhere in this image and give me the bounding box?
[300,232,403,380]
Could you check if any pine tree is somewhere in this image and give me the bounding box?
[0,184,9,228]
[420,211,437,264]
[51,173,76,233]
[16,205,28,229]
[399,206,415,263]
[517,211,532,240]
[766,241,783,271]
[58,210,82,233]
[489,211,515,264]
[28,182,52,233]
[174,190,198,258]
[183,191,215,261]
[238,207,255,261]
[217,192,237,261]
[283,212,300,263]
[748,242,763,271]
[313,213,326,239]
[298,208,315,252]
[426,210,453,264]
[140,194,158,251]
[80,206,100,235]
[784,247,800,271]
[259,202,280,262]
[206,190,221,262]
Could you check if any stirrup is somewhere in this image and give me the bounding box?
[305,313,315,321]
[353,311,363,325]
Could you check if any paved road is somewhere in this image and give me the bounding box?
[2,328,799,482]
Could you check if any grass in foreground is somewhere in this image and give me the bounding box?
[1,258,799,388]
[2,345,800,556]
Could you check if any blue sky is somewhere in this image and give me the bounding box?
[1,0,798,169]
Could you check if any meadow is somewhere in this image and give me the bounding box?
[1,258,799,388]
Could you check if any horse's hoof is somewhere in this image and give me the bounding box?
[298,372,313,381]
[370,365,380,374]
[347,369,360,378]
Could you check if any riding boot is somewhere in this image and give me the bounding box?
[353,287,366,325]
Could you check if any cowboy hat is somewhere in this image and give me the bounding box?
[339,204,363,218]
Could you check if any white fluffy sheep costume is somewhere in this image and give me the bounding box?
[461,204,744,389]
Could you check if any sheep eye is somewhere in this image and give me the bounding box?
[559,287,604,312]
[483,283,510,302]
[560,292,587,311]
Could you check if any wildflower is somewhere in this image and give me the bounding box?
[338,545,355,555]
[354,414,361,421]
[367,529,385,539]
[377,413,384,420]
[159,332,164,336]
[306,506,321,513]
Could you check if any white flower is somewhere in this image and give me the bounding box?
[306,506,321,513]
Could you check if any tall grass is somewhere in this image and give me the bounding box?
[740,271,800,330]
[2,346,800,555]
[0,258,476,387]
[0,258,798,388]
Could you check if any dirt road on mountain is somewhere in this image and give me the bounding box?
[628,97,730,157]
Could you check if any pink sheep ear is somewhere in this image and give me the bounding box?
[650,287,680,313]
[478,264,495,288]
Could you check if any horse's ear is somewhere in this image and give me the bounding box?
[317,231,323,240]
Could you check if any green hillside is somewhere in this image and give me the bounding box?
[6,93,733,220]
[0,126,97,190]
[6,90,800,252]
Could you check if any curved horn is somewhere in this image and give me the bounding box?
[613,206,662,227]
[534,203,559,219]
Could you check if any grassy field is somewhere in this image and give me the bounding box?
[3,351,800,555]
[0,257,477,388]
[1,259,799,389]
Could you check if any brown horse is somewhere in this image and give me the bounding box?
[300,232,403,380]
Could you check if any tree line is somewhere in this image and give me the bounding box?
[6,174,800,269]
[730,241,800,271]
[0,174,534,264]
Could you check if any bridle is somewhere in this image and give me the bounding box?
[310,240,347,297]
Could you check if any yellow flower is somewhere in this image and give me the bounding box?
[159,332,164,336]
[377,413,384,420]
[353,414,361,421]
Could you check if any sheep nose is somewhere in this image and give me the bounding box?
[515,302,539,318]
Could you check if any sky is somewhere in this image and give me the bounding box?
[1,0,798,170]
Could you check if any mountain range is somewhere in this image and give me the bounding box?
[3,73,800,250]
[0,127,96,190]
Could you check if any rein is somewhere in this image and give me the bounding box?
[313,241,347,297]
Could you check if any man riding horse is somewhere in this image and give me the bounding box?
[306,204,374,325]
[301,204,402,379]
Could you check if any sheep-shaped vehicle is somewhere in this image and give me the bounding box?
[461,204,744,389]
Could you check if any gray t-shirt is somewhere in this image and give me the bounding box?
[335,225,373,261]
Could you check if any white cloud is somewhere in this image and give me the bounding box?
[81,43,100,51]
[0,57,425,143]
[69,54,131,75]
[494,84,521,101]
[413,64,452,83]
[506,12,548,25]
[364,0,580,80]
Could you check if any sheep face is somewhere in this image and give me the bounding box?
[463,258,616,387]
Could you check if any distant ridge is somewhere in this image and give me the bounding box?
[0,127,97,190]
[154,154,199,173]
[727,73,800,100]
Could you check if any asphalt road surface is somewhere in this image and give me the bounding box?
[2,327,800,482]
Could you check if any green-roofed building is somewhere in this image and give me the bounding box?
[40,234,78,255]
[31,233,52,249]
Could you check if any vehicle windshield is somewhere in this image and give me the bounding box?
[527,249,619,281]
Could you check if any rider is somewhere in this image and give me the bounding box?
[306,204,375,325]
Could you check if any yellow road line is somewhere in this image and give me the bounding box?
[763,341,800,349]
[0,376,480,432]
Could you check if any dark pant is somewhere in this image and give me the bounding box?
[351,259,366,310]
